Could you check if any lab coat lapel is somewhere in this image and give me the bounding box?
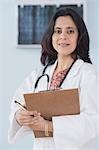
[38,59,84,90]
[46,59,84,79]
[66,59,84,79]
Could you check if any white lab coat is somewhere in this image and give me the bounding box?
[8,59,99,150]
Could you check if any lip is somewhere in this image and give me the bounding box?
[58,43,70,47]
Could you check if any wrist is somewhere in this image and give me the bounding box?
[48,121,53,132]
[45,121,49,136]
[44,121,53,137]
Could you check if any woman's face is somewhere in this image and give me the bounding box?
[52,16,78,58]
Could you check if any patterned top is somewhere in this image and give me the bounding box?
[50,68,68,90]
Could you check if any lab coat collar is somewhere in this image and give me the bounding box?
[46,59,84,79]
[66,59,84,79]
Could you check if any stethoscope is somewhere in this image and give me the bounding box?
[34,59,77,92]
[34,63,50,92]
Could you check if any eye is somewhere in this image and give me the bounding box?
[54,29,62,34]
[67,29,75,34]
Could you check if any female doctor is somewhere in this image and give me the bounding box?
[8,8,99,150]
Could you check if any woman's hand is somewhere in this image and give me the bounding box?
[15,109,40,126]
[15,109,53,133]
[30,115,48,131]
[30,115,53,132]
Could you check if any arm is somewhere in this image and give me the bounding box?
[8,70,38,143]
[52,65,99,149]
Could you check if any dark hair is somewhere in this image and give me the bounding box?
[40,7,92,66]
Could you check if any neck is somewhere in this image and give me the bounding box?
[57,55,74,72]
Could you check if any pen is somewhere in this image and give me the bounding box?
[14,100,27,111]
[14,100,34,117]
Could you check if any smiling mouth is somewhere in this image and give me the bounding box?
[58,43,70,47]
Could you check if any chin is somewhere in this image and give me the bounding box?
[58,53,71,57]
[58,50,74,56]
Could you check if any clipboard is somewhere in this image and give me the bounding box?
[24,88,80,138]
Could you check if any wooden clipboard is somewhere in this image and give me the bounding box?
[24,88,80,137]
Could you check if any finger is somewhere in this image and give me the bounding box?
[37,113,41,116]
[18,115,33,121]
[23,117,38,125]
[31,116,44,125]
[25,110,40,117]
[33,111,38,117]
[29,116,40,124]
[20,110,34,116]
[19,117,34,125]
[24,110,41,117]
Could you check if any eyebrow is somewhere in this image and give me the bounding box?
[54,26,76,29]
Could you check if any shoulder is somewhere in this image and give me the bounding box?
[78,60,98,85]
[30,65,44,77]
[75,60,99,92]
[19,65,45,87]
[26,65,45,81]
[81,61,97,76]
[73,59,98,83]
[75,59,97,74]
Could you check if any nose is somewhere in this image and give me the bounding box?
[60,31,69,40]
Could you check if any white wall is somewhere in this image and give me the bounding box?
[0,0,41,149]
[87,0,99,69]
[0,0,99,150]
[97,0,99,68]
